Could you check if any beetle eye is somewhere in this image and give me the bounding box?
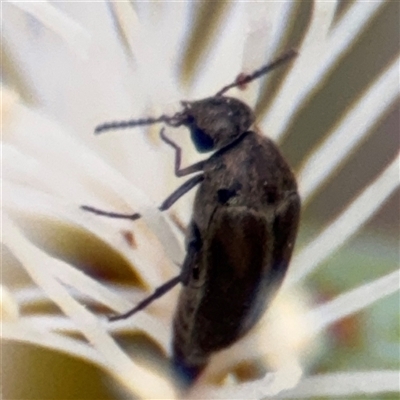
[190,126,214,152]
[217,188,236,204]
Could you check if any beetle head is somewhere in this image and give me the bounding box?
[179,97,255,153]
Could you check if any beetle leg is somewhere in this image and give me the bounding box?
[109,274,182,321]
[81,174,204,220]
[159,174,204,210]
[160,128,205,177]
[80,205,141,220]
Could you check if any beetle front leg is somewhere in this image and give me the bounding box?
[81,129,205,220]
[160,128,204,177]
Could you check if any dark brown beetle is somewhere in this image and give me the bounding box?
[82,49,301,387]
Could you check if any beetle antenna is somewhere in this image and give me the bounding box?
[95,49,297,134]
[94,111,186,134]
[215,48,298,97]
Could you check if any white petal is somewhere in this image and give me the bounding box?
[299,56,400,201]
[263,0,385,141]
[7,0,91,59]
[195,360,302,399]
[262,0,338,140]
[3,92,184,265]
[275,370,400,398]
[286,154,400,286]
[188,4,248,98]
[2,320,106,366]
[0,285,20,321]
[2,214,176,398]
[307,269,400,335]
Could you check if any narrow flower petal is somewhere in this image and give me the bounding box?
[188,4,248,98]
[299,56,400,201]
[328,0,385,60]
[3,179,172,289]
[262,0,338,140]
[1,285,20,321]
[8,1,91,59]
[2,215,176,398]
[286,154,399,286]
[13,286,170,350]
[263,0,385,141]
[3,189,169,349]
[106,1,140,57]
[14,286,139,315]
[12,314,169,352]
[238,3,281,104]
[2,321,106,367]
[195,360,302,399]
[118,3,187,104]
[260,2,296,62]
[199,289,311,388]
[275,370,400,398]
[307,269,400,336]
[3,93,184,265]
[242,2,291,70]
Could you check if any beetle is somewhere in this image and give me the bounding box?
[82,49,301,387]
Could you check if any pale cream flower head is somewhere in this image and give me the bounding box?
[2,2,399,399]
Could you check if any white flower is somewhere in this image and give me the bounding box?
[2,1,399,399]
